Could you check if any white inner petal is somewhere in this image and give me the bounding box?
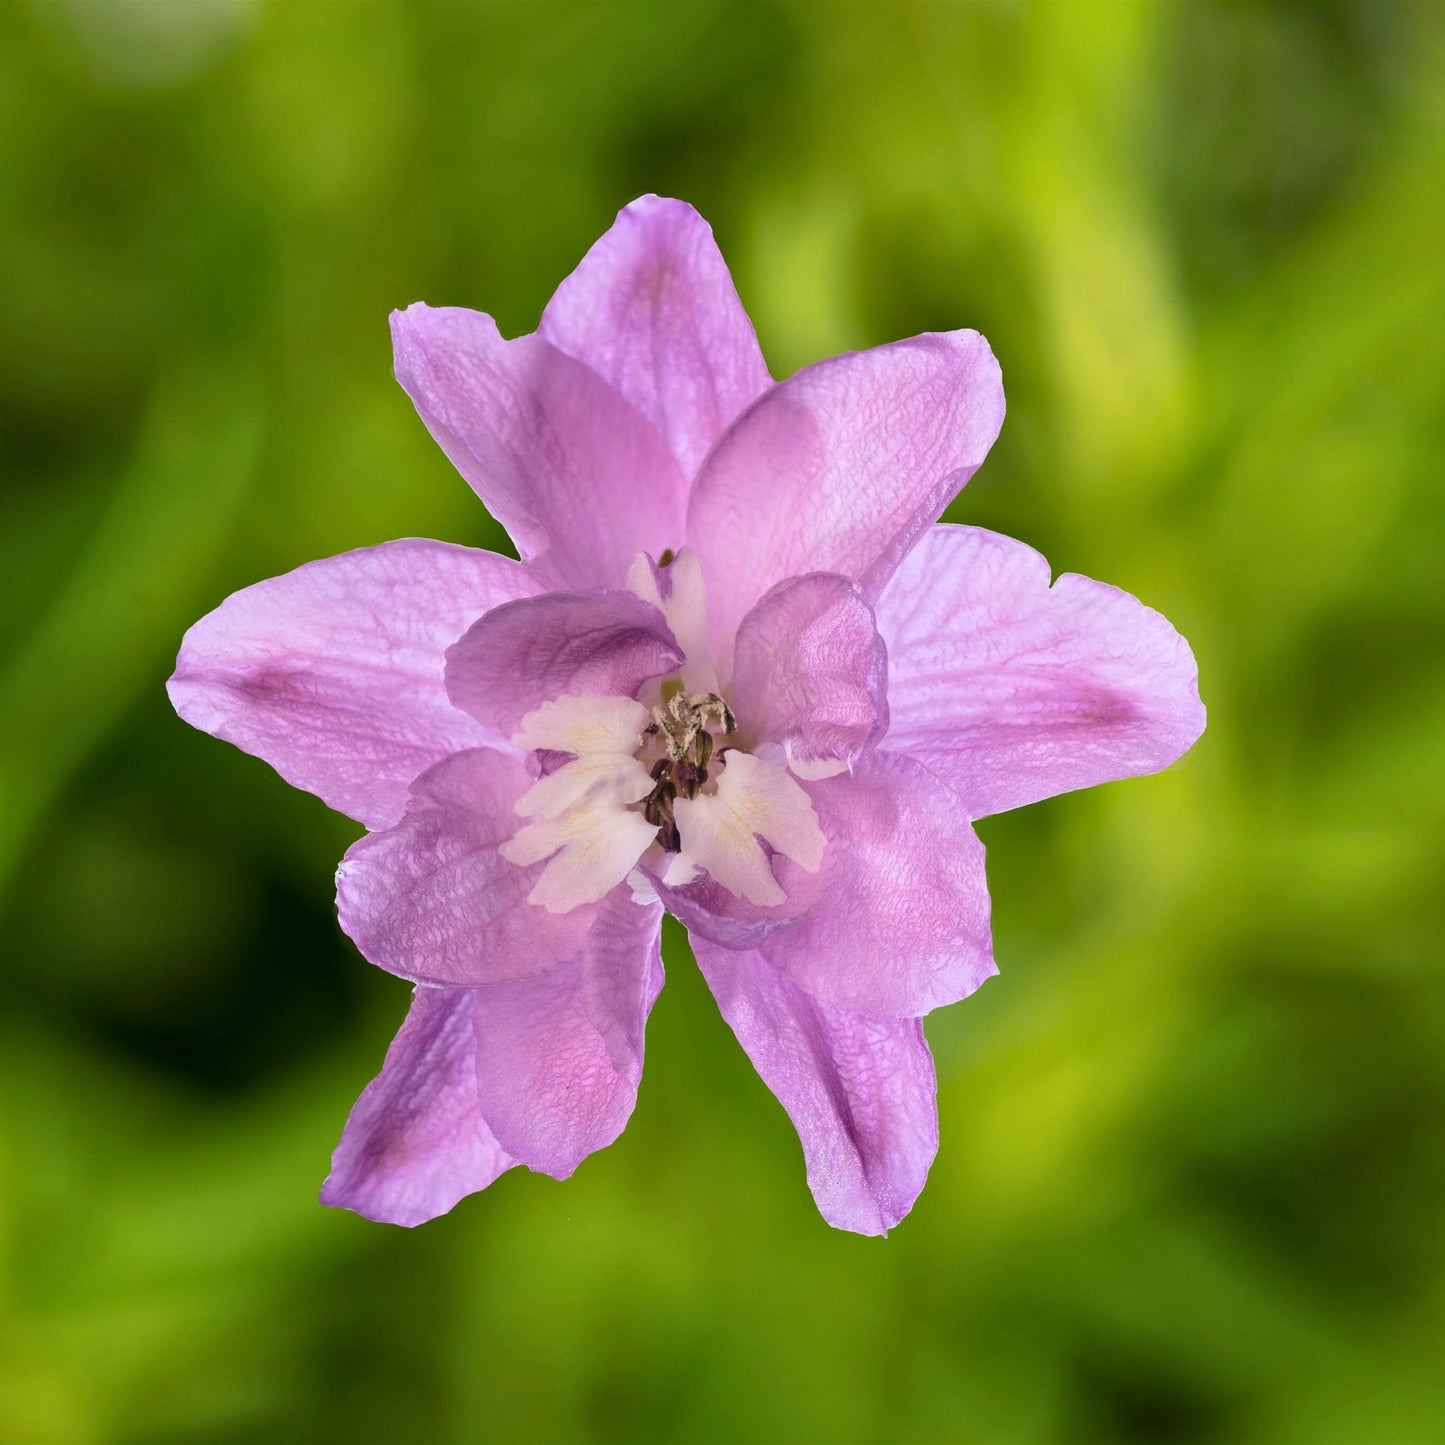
[503,692,659,913]
[512,692,651,755]
[671,751,825,908]
[502,802,660,914]
[626,547,718,695]
[515,751,653,821]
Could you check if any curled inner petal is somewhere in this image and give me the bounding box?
[626,547,718,696]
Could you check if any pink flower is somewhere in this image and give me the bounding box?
[169,196,1204,1235]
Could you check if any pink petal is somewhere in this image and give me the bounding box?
[730,573,888,774]
[444,589,682,740]
[692,938,937,1235]
[687,330,1004,671]
[336,749,596,987]
[660,752,993,1017]
[391,305,689,590]
[756,752,995,1018]
[167,539,539,830]
[470,890,664,1178]
[539,195,772,480]
[320,983,517,1227]
[876,526,1206,818]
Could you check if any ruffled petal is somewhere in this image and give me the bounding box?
[692,939,937,1235]
[729,573,889,776]
[320,984,517,1227]
[687,330,1004,672]
[444,589,682,741]
[391,305,688,589]
[470,890,664,1178]
[538,195,772,480]
[167,539,539,830]
[756,752,994,1018]
[336,749,596,987]
[875,526,1206,818]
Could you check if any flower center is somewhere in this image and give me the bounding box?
[498,549,826,914]
[640,691,737,852]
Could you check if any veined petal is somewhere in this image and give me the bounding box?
[876,525,1206,818]
[539,195,772,480]
[672,751,824,908]
[391,304,688,590]
[444,590,682,741]
[320,984,517,1227]
[730,573,889,775]
[168,539,539,830]
[687,330,1004,673]
[693,939,937,1236]
[471,890,664,1178]
[337,749,596,986]
[755,752,995,1018]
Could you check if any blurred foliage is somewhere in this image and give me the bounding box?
[2,0,1443,1441]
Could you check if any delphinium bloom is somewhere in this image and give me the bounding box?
[169,196,1204,1235]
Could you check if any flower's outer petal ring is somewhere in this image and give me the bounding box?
[168,539,540,831]
[687,329,1004,675]
[321,983,518,1227]
[471,890,665,1178]
[539,195,772,481]
[730,572,889,774]
[693,937,938,1236]
[392,305,689,591]
[337,749,596,988]
[445,589,682,741]
[762,752,995,1018]
[876,525,1206,819]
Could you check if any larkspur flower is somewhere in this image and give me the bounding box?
[169,196,1204,1235]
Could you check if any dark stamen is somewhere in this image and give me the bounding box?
[642,691,739,852]
[657,547,676,568]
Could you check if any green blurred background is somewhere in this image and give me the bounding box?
[3,0,1443,1440]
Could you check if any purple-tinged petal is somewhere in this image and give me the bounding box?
[471,890,664,1178]
[444,589,682,740]
[539,195,772,480]
[730,573,889,775]
[336,749,595,988]
[168,540,539,830]
[687,330,1004,670]
[876,526,1206,819]
[391,305,688,590]
[692,939,937,1235]
[649,862,822,953]
[659,752,993,1017]
[759,752,994,1018]
[321,984,517,1227]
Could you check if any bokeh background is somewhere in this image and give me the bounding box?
[3,0,1443,1441]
